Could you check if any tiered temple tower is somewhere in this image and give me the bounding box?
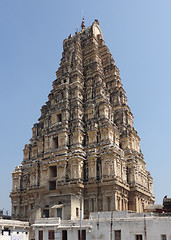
[10,20,154,223]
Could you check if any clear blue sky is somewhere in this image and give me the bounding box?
[0,0,171,213]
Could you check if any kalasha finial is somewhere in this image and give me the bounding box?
[81,17,85,30]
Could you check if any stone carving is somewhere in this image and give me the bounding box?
[10,20,155,224]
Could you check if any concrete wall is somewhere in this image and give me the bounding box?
[0,232,29,240]
[71,195,84,220]
[0,219,29,240]
[33,211,171,240]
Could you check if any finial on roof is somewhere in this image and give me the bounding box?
[81,17,85,30]
[94,19,99,25]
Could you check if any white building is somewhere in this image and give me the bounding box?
[0,219,29,240]
[33,211,171,240]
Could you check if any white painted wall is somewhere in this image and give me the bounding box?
[34,211,171,240]
[0,219,29,240]
[0,231,29,240]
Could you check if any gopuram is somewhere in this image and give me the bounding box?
[10,19,155,224]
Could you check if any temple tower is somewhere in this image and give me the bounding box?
[10,20,154,223]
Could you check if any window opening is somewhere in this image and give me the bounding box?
[49,166,57,178]
[78,230,86,240]
[39,230,43,240]
[42,209,49,218]
[57,208,62,219]
[161,235,167,240]
[57,113,62,122]
[48,230,54,240]
[52,136,58,149]
[62,230,67,240]
[126,166,129,183]
[115,230,121,240]
[49,181,56,190]
[76,207,79,217]
[136,235,143,240]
